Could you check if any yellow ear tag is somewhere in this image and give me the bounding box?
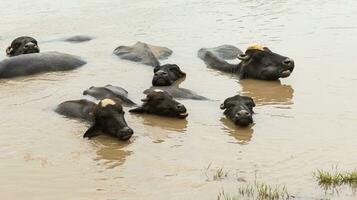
[100,98,116,107]
[247,44,265,51]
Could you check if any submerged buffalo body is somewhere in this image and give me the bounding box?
[63,35,93,43]
[198,44,294,80]
[0,52,86,78]
[144,86,207,100]
[220,95,256,127]
[113,41,173,67]
[83,85,136,106]
[130,90,188,118]
[56,98,133,140]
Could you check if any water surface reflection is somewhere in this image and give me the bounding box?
[92,136,132,169]
[132,114,188,142]
[220,117,254,145]
[239,79,294,106]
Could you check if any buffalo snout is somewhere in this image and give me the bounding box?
[233,110,253,127]
[117,127,134,140]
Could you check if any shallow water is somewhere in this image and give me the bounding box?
[1,0,357,199]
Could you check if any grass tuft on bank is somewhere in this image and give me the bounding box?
[313,168,357,189]
[217,181,291,200]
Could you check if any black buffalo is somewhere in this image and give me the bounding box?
[56,98,133,140]
[1,36,86,79]
[147,64,208,100]
[220,95,256,127]
[198,44,294,80]
[152,64,186,86]
[6,36,40,57]
[130,90,188,118]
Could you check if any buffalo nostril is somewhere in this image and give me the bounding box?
[155,70,168,76]
[24,43,36,49]
[283,58,293,65]
[176,104,185,111]
[118,127,134,140]
[127,128,134,135]
[237,110,251,117]
[121,127,133,134]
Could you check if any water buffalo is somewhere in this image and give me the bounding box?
[83,85,136,106]
[0,52,86,78]
[152,64,186,86]
[56,98,134,140]
[198,44,294,80]
[113,41,173,67]
[147,64,207,100]
[0,36,87,78]
[129,90,188,118]
[220,95,256,127]
[6,36,40,57]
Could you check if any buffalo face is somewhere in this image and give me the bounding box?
[84,99,133,140]
[130,90,188,118]
[238,45,294,80]
[152,64,186,86]
[6,36,40,57]
[220,95,255,127]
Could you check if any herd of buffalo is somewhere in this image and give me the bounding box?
[0,36,295,141]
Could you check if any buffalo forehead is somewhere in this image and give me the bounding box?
[100,98,116,107]
[247,44,265,51]
[153,89,164,93]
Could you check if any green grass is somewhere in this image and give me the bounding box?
[213,167,229,181]
[205,163,229,181]
[217,181,291,200]
[313,168,357,189]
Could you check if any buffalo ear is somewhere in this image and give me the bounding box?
[129,106,145,113]
[220,99,227,110]
[6,47,13,56]
[83,124,101,139]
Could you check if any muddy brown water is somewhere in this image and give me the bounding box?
[1,0,357,199]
